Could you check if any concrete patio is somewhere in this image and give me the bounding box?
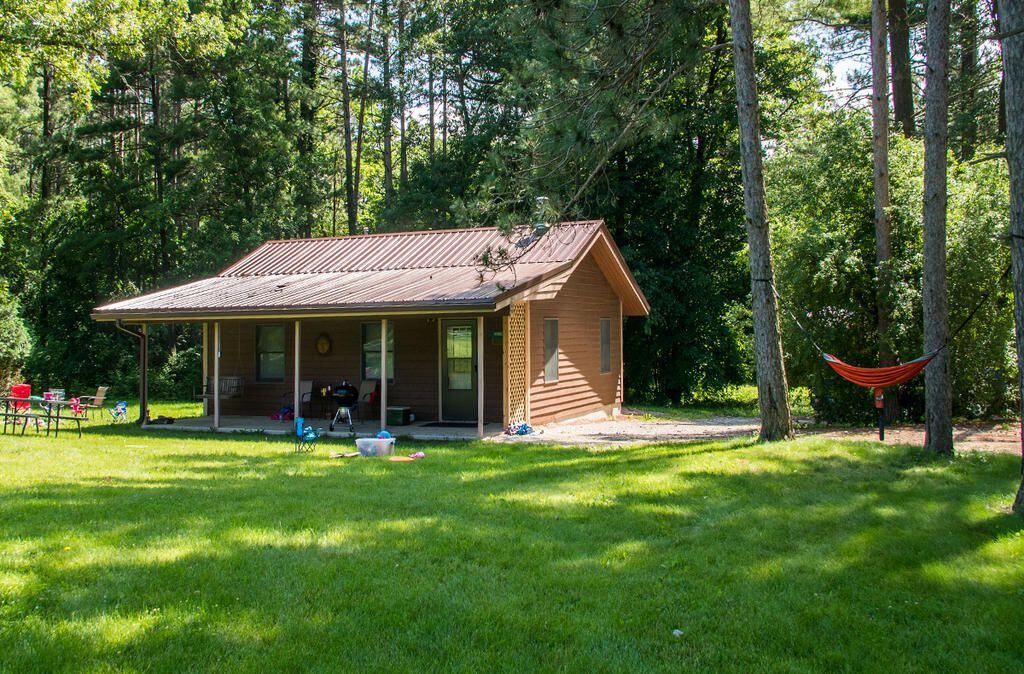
[144,414,505,441]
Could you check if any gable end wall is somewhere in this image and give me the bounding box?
[528,253,623,425]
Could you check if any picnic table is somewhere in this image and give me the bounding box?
[0,396,86,438]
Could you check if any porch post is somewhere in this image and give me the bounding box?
[477,315,484,438]
[293,320,301,419]
[380,318,388,431]
[139,323,149,424]
[201,322,209,415]
[213,321,221,429]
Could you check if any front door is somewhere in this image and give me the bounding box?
[441,320,477,421]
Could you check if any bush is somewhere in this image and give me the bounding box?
[0,280,30,388]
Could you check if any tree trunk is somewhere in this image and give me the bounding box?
[995,0,1008,137]
[381,0,394,209]
[728,0,794,442]
[923,0,953,455]
[428,52,435,163]
[354,0,375,229]
[337,0,357,234]
[398,0,408,189]
[996,0,1024,513]
[872,0,898,422]
[956,0,979,160]
[150,54,169,273]
[39,62,53,200]
[889,0,915,136]
[298,0,321,238]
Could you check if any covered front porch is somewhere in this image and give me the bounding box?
[131,311,507,439]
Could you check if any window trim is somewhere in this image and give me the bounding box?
[255,324,286,383]
[543,318,559,383]
[361,321,395,382]
[599,317,612,374]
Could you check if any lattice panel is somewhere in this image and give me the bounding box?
[505,302,529,426]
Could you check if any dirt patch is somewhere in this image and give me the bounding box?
[493,412,1021,453]
[806,421,1021,454]
[492,412,760,447]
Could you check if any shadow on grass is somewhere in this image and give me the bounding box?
[0,439,1021,671]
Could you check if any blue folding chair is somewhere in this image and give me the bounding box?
[294,417,321,453]
[109,401,129,423]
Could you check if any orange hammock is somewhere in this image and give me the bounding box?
[822,352,936,389]
[822,352,937,440]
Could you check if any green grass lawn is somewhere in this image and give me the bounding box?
[631,384,814,420]
[1,414,1021,671]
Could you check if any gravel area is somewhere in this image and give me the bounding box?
[493,409,1021,454]
[492,409,759,447]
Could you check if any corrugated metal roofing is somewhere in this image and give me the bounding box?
[94,222,608,318]
[220,221,600,276]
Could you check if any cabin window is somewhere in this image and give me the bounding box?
[362,322,395,381]
[544,319,559,383]
[256,325,285,382]
[600,318,612,373]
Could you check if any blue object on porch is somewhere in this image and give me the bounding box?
[505,422,534,436]
[294,416,322,453]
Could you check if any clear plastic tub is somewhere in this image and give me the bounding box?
[355,437,396,457]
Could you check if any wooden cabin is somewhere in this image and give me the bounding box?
[91,221,650,437]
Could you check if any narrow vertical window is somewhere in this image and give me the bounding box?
[600,318,611,373]
[256,325,285,382]
[544,319,559,382]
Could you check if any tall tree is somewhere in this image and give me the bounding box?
[923,0,953,454]
[871,0,897,421]
[397,0,408,189]
[38,62,53,200]
[955,0,979,159]
[298,0,322,237]
[728,0,794,441]
[381,0,394,207]
[997,0,1024,512]
[335,0,358,234]
[889,0,915,136]
[354,0,375,225]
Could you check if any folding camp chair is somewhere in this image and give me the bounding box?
[294,417,321,453]
[109,401,129,423]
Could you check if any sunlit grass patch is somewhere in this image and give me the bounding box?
[0,418,1021,671]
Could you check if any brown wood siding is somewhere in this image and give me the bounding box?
[528,254,622,425]
[208,315,503,423]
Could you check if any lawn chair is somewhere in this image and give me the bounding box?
[294,417,321,453]
[4,383,32,434]
[281,380,314,418]
[79,386,108,418]
[109,401,129,423]
[69,397,88,419]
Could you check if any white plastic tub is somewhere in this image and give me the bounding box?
[355,437,396,457]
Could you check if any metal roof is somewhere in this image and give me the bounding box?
[92,221,648,319]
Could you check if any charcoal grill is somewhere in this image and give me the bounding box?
[329,382,359,432]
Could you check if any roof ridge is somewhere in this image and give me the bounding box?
[218,259,565,278]
[259,220,602,246]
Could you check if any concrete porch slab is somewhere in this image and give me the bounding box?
[143,415,504,441]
